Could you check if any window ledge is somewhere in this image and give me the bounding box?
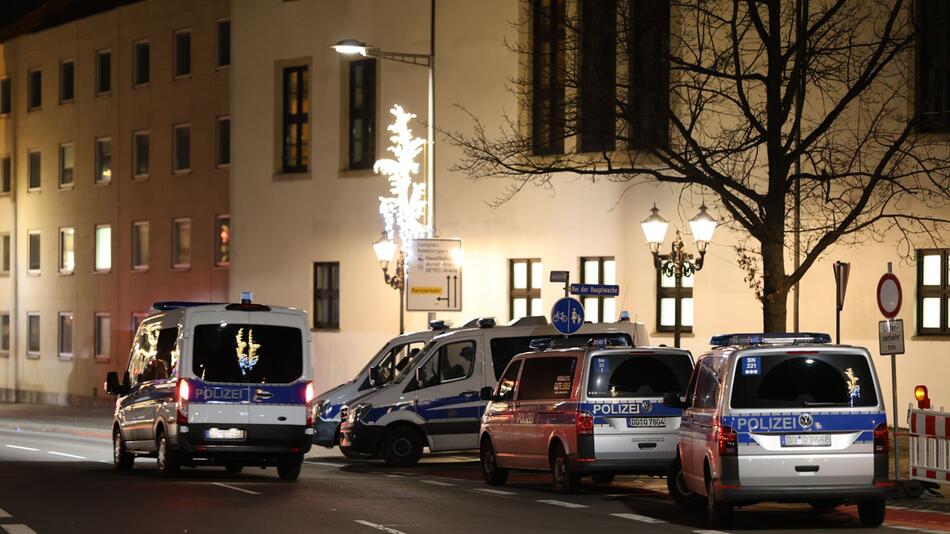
[173,74,192,81]
[93,180,112,187]
[95,91,112,98]
[58,184,75,191]
[131,267,149,273]
[26,270,40,277]
[26,352,40,360]
[58,270,75,276]
[132,174,150,181]
[173,169,191,176]
[338,168,377,179]
[94,355,110,363]
[58,354,73,361]
[311,327,341,333]
[172,266,191,271]
[215,163,231,170]
[214,264,230,270]
[273,171,311,182]
[93,269,112,275]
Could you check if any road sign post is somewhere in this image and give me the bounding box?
[833,261,850,343]
[876,264,903,480]
[551,297,584,336]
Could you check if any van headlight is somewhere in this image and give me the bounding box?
[349,403,372,424]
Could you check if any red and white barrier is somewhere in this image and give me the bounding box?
[908,403,950,483]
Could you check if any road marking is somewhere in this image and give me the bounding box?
[889,505,950,517]
[537,499,588,509]
[47,451,85,460]
[384,474,404,478]
[353,520,407,534]
[211,482,261,495]
[612,513,665,524]
[307,461,345,467]
[4,445,39,452]
[693,530,730,534]
[471,488,517,496]
[2,526,38,534]
[419,480,455,487]
[0,507,9,518]
[96,460,112,464]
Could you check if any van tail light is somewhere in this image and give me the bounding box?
[305,381,315,427]
[176,378,190,425]
[576,411,594,436]
[717,423,737,456]
[873,423,889,454]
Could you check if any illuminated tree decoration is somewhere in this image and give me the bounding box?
[375,105,427,251]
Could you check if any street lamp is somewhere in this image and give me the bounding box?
[373,233,406,334]
[640,204,717,348]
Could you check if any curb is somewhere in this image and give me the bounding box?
[0,420,111,440]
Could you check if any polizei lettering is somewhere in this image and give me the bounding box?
[733,416,800,432]
[590,403,642,416]
[194,386,249,402]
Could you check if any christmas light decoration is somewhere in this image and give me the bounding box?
[375,105,427,256]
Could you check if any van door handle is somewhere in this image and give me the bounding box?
[460,390,477,397]
[795,465,819,473]
[254,389,273,401]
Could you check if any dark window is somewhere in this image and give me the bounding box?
[693,366,719,409]
[133,131,149,177]
[58,312,73,357]
[1,234,9,272]
[488,333,632,381]
[580,256,617,322]
[0,314,10,353]
[193,324,303,384]
[133,41,150,86]
[586,352,692,398]
[532,0,565,155]
[627,0,670,148]
[141,328,177,382]
[313,261,339,329]
[917,249,949,335]
[95,314,110,359]
[59,144,74,187]
[518,356,577,400]
[348,59,376,169]
[174,31,191,78]
[282,66,310,173]
[28,151,41,190]
[60,60,74,102]
[0,77,10,114]
[96,50,111,94]
[173,124,190,172]
[495,360,522,401]
[509,258,542,320]
[918,0,950,132]
[731,353,878,409]
[95,138,112,183]
[578,0,616,153]
[217,20,231,67]
[28,232,40,271]
[406,340,477,391]
[657,264,694,333]
[215,215,230,267]
[27,314,40,354]
[217,117,231,166]
[366,341,427,390]
[28,69,41,110]
[2,156,11,193]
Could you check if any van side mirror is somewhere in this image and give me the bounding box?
[479,386,494,402]
[368,365,380,387]
[663,391,687,410]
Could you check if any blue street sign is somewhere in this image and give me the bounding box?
[569,284,620,297]
[551,297,585,335]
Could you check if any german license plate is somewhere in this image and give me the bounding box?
[782,434,831,447]
[627,417,666,428]
[205,427,246,440]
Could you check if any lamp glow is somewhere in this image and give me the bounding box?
[330,39,369,56]
[689,204,718,252]
[373,234,396,264]
[640,204,669,251]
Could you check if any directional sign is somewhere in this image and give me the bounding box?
[878,319,905,355]
[876,273,902,318]
[406,238,463,312]
[551,297,584,335]
[569,284,620,297]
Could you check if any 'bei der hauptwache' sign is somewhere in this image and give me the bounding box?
[407,239,463,312]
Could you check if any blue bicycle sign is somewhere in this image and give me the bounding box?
[551,297,584,335]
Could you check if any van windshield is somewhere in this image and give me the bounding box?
[193,324,303,384]
[730,352,878,408]
[587,352,692,398]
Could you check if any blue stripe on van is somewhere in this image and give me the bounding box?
[189,379,308,405]
[364,393,485,424]
[722,412,885,444]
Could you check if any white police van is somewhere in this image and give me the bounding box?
[339,317,648,466]
[105,295,314,480]
[665,333,890,527]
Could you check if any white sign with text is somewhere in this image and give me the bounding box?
[406,238,463,311]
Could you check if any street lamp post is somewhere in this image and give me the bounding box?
[373,233,406,334]
[640,204,718,348]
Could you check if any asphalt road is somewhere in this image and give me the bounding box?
[0,428,944,534]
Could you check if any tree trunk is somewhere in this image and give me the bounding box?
[761,239,788,333]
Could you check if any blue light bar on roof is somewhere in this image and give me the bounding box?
[709,332,832,346]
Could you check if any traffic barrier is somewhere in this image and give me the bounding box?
[908,403,950,483]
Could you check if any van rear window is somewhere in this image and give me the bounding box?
[587,352,692,398]
[730,352,877,408]
[193,324,303,384]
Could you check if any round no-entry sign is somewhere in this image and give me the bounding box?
[876,273,902,318]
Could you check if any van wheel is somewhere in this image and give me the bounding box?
[706,476,733,527]
[480,437,508,486]
[225,464,244,474]
[550,443,580,494]
[277,454,303,481]
[156,432,180,477]
[382,426,423,467]
[591,473,615,484]
[857,499,886,527]
[113,428,134,471]
[668,457,704,509]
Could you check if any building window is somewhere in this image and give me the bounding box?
[0,313,10,356]
[578,0,616,153]
[282,66,310,173]
[133,130,149,178]
[59,227,75,273]
[96,50,111,94]
[510,258,543,320]
[27,313,40,357]
[95,224,112,272]
[348,59,376,169]
[313,262,340,329]
[28,69,41,110]
[95,137,112,184]
[174,29,191,78]
[95,313,111,360]
[656,264,694,334]
[918,1,950,132]
[132,221,149,270]
[28,150,41,190]
[917,249,950,335]
[0,77,10,115]
[60,60,75,103]
[215,215,230,267]
[172,218,191,269]
[1,156,10,193]
[217,19,231,68]
[532,0,565,155]
[59,143,74,187]
[1,233,10,273]
[133,41,150,86]
[580,256,616,323]
[216,116,230,167]
[58,312,73,359]
[173,123,191,173]
[27,231,40,273]
[627,0,670,148]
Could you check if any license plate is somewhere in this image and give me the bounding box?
[205,427,246,440]
[627,417,667,428]
[782,434,831,447]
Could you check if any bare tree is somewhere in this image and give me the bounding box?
[447,0,950,331]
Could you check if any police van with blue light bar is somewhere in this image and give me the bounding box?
[104,292,314,480]
[664,332,890,528]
